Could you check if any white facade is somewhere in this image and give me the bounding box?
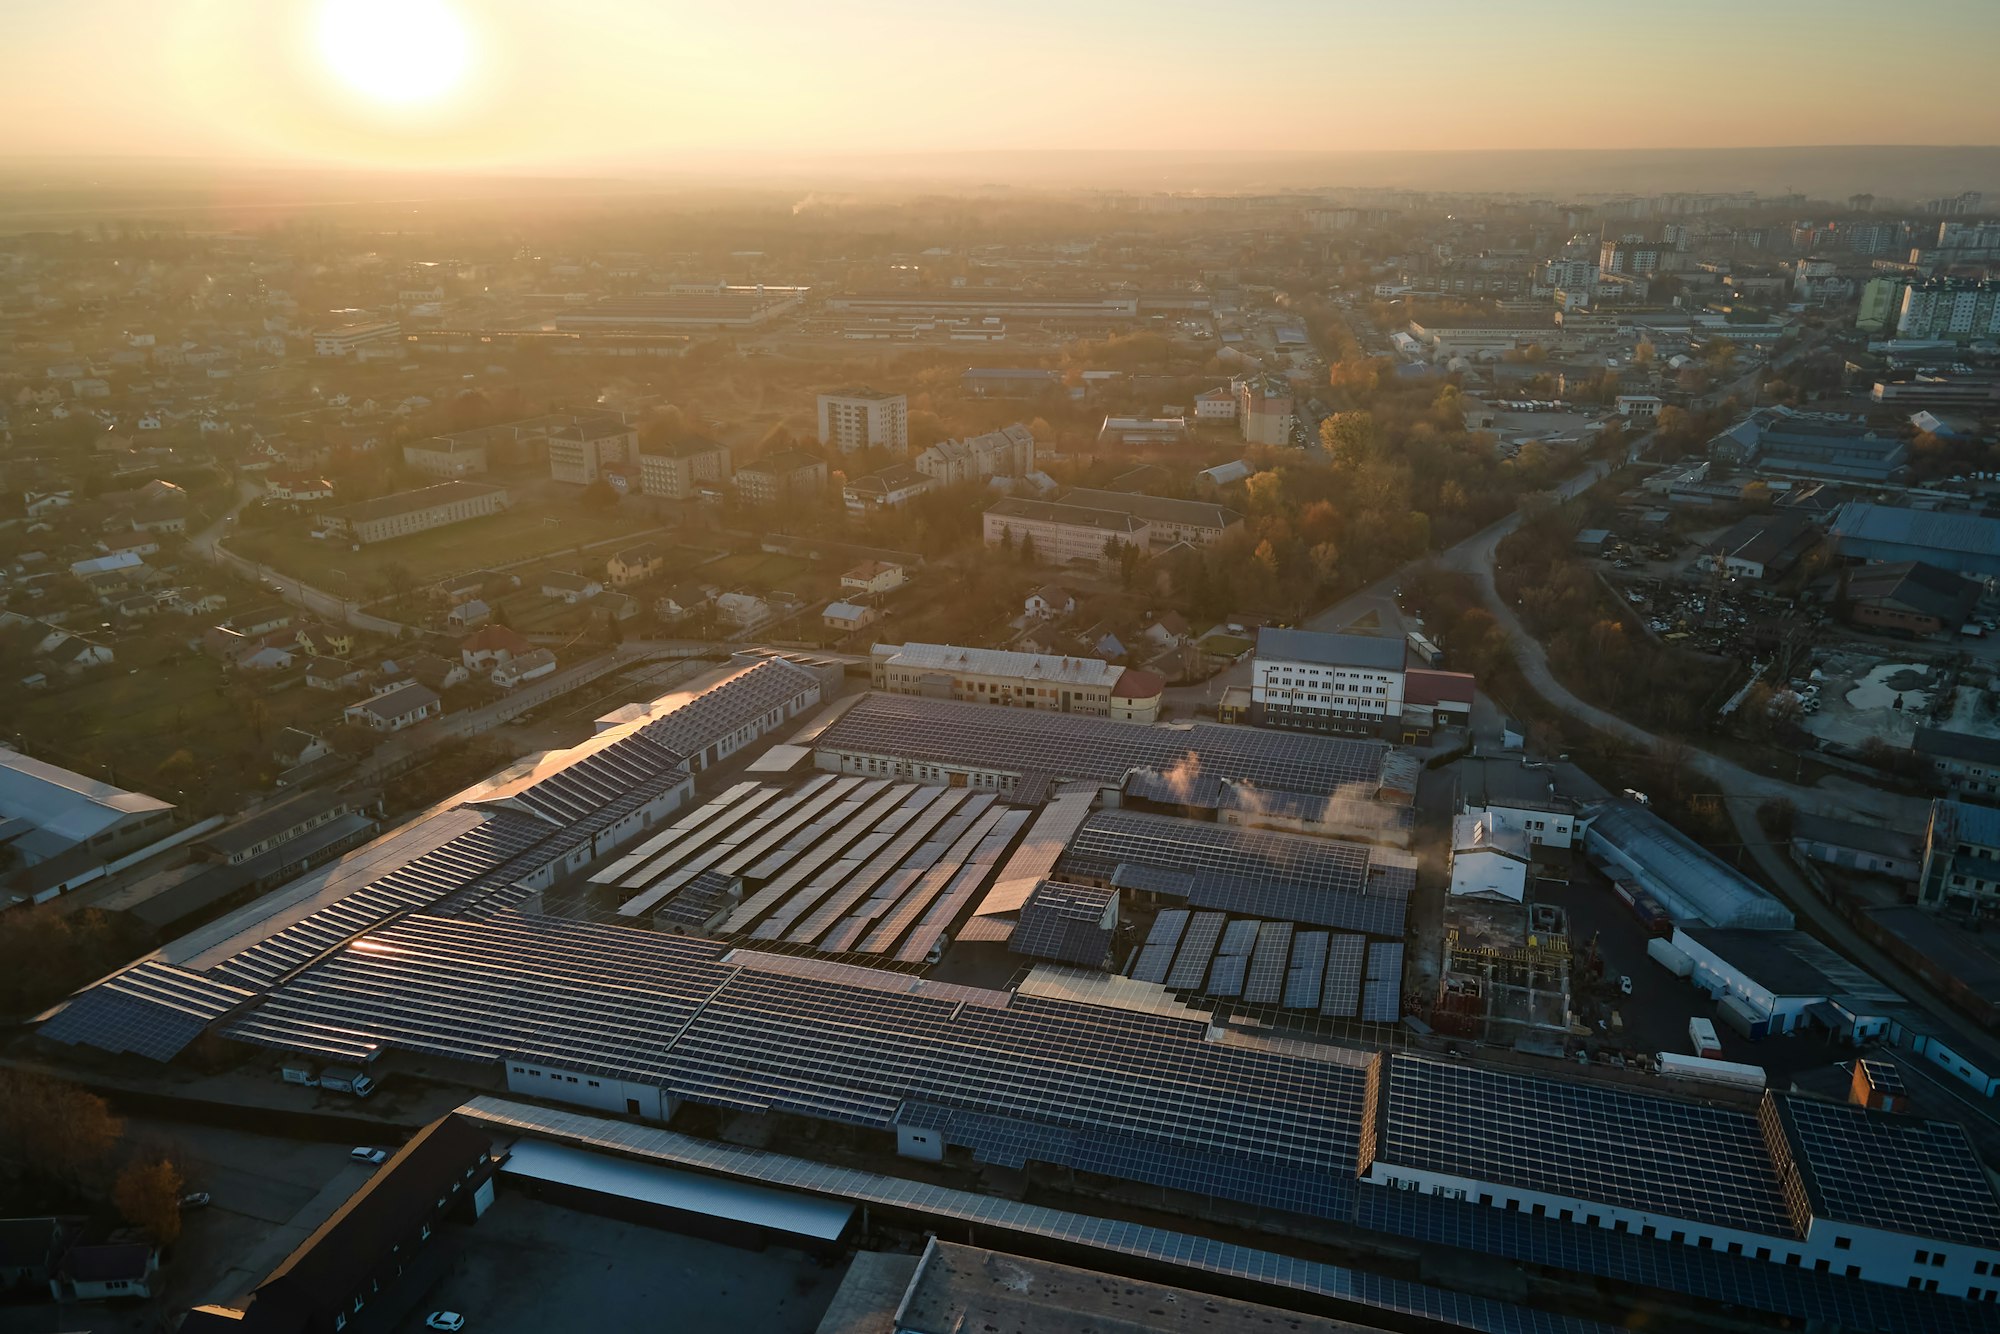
[311,321,400,357]
[816,388,909,453]
[1897,281,2000,341]
[1480,799,1577,850]
[1448,813,1529,902]
[1251,655,1406,727]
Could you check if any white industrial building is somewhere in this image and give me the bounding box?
[1458,757,1581,850]
[1251,628,1408,736]
[1668,927,1903,1042]
[1448,812,1530,902]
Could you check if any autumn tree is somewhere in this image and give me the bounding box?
[0,1071,123,1191]
[114,1157,183,1247]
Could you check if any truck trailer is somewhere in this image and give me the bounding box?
[1688,1017,1722,1059]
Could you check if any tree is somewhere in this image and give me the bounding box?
[0,1071,123,1191]
[1320,411,1379,468]
[114,1157,183,1248]
[1244,471,1285,516]
[1018,533,1037,566]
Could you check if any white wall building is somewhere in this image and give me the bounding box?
[816,387,909,454]
[311,321,400,357]
[1448,813,1530,902]
[1251,627,1408,735]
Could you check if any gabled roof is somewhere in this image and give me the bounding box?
[460,625,531,655]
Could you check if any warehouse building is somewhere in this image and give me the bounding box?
[0,750,177,897]
[1583,801,1794,929]
[1829,503,2000,579]
[869,641,1164,722]
[1667,927,1903,1041]
[321,481,509,545]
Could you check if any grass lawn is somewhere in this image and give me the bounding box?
[1201,633,1253,657]
[17,653,340,806]
[229,498,669,592]
[701,551,816,589]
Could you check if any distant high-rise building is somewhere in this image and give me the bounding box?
[816,387,908,454]
[1923,191,1984,216]
[1896,279,2000,342]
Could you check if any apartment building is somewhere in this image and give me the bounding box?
[401,437,489,477]
[637,435,731,500]
[549,419,639,485]
[1896,279,2000,342]
[1918,796,2000,908]
[1235,374,1296,446]
[734,449,829,506]
[915,423,1035,486]
[816,387,908,453]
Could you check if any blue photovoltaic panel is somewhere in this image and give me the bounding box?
[1129,909,1189,984]
[1321,935,1366,1018]
[40,960,256,1062]
[1283,930,1329,1011]
[1164,912,1227,991]
[1242,921,1294,1005]
[1362,942,1403,1022]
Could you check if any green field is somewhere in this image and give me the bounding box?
[229,499,671,592]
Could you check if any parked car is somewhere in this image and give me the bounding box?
[1618,975,1633,996]
[178,1191,211,1210]
[426,1314,466,1332]
[350,1147,389,1166]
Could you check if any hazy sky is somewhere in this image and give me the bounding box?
[5,0,1999,170]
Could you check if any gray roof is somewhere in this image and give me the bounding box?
[1831,502,2000,559]
[1914,726,2000,767]
[1256,627,1408,672]
[0,749,173,850]
[1788,813,1921,863]
[1682,928,1900,1004]
[1584,801,1793,928]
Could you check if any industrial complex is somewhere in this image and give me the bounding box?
[23,656,2000,1334]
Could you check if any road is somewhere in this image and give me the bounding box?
[189,477,407,635]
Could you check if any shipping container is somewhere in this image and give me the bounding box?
[1647,937,1695,977]
[1717,993,1769,1041]
[1688,1017,1722,1059]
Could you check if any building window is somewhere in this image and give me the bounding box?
[1835,1237,1851,1250]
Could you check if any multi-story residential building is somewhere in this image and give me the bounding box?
[1855,276,1909,333]
[1599,240,1682,276]
[401,437,488,477]
[816,387,908,453]
[1791,257,1853,304]
[1251,628,1409,736]
[1918,795,2000,907]
[915,424,1035,486]
[870,642,1164,722]
[1235,374,1295,446]
[311,320,400,357]
[1913,729,2000,801]
[1193,386,1238,420]
[982,497,1146,566]
[734,449,828,506]
[549,419,638,485]
[320,482,509,545]
[637,436,731,500]
[1895,279,2000,342]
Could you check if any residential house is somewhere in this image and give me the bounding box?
[1024,586,1075,620]
[273,728,333,770]
[343,681,442,732]
[49,1244,157,1302]
[304,658,367,691]
[294,621,354,658]
[840,561,906,597]
[1913,727,2000,796]
[816,387,909,453]
[491,649,559,690]
[606,545,665,588]
[401,653,471,692]
[541,571,603,604]
[459,624,533,671]
[715,591,773,631]
[447,598,490,627]
[822,601,880,634]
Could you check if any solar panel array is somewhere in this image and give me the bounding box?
[227,911,1372,1225]
[1164,912,1227,990]
[1361,942,1404,1023]
[39,960,256,1062]
[461,1097,1622,1334]
[1059,810,1413,936]
[1010,881,1116,966]
[1372,1057,1796,1238]
[1204,919,1262,998]
[653,870,740,931]
[1768,1092,2000,1249]
[1242,921,1294,1005]
[633,657,817,760]
[817,694,1390,799]
[1283,931,1329,1011]
[1320,936,1367,1018]
[496,731,686,824]
[207,810,556,992]
[1129,909,1188,984]
[1356,1185,1995,1334]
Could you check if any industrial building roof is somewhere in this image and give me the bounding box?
[1767,1095,2000,1249]
[1913,726,2000,767]
[1680,929,1901,1006]
[1256,628,1409,672]
[1831,502,2000,561]
[816,694,1391,799]
[1056,488,1241,531]
[1584,802,1793,929]
[0,748,173,849]
[986,496,1148,535]
[323,481,506,525]
[873,641,1125,688]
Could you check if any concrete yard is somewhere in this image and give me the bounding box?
[398,1193,849,1334]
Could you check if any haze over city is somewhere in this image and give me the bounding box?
[4,5,2000,1334]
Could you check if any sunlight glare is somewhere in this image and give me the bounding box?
[316,0,472,107]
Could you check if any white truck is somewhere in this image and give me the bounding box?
[319,1066,378,1098]
[1688,1017,1723,1060]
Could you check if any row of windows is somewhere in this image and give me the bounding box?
[511,1064,603,1089]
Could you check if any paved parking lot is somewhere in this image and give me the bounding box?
[399,1194,848,1334]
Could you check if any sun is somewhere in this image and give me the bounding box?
[316,0,472,107]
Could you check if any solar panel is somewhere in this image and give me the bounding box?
[1165,912,1227,990]
[1060,810,1412,936]
[1129,908,1188,985]
[1284,931,1329,1011]
[1205,919,1262,998]
[40,960,257,1062]
[1320,935,1366,1018]
[1242,921,1294,1005]
[817,694,1390,799]
[1372,1056,1795,1238]
[1011,882,1117,967]
[1361,942,1404,1022]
